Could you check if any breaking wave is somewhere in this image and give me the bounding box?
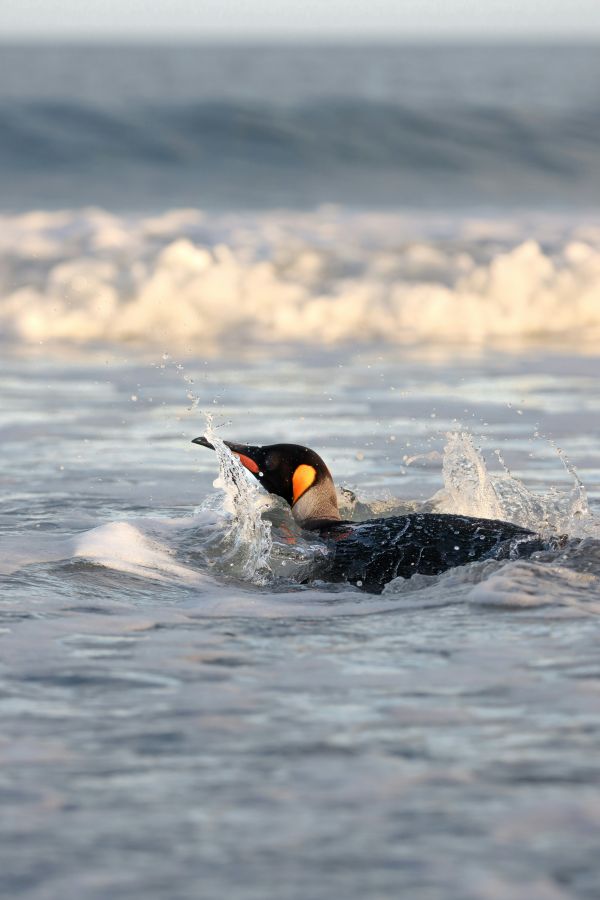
[2,207,600,350]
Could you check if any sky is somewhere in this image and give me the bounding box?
[2,0,600,41]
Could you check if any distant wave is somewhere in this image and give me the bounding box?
[2,207,600,349]
[1,98,600,208]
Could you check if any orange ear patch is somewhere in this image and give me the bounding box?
[234,452,260,474]
[292,464,316,504]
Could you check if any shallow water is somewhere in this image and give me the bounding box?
[1,344,600,898]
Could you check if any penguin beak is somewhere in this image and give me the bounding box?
[191,436,262,475]
[191,436,214,450]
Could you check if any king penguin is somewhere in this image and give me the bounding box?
[192,437,552,593]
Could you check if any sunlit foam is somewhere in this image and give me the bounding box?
[2,209,600,350]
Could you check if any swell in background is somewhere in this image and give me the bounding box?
[1,43,600,209]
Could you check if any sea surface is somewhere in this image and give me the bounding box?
[1,43,600,900]
[1,43,600,209]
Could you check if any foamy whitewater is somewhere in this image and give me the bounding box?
[2,207,600,348]
[2,42,600,900]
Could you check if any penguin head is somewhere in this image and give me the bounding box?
[192,437,341,528]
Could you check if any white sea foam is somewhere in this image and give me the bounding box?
[2,208,600,349]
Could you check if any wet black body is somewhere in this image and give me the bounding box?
[317,513,544,593]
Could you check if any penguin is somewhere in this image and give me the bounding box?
[192,437,554,593]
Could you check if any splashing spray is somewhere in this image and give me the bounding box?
[201,415,273,584]
[439,431,596,537]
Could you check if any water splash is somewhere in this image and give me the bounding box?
[437,431,596,537]
[199,416,273,585]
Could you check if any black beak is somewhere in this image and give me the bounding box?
[191,436,249,453]
[191,436,264,479]
[192,436,215,450]
[191,436,261,459]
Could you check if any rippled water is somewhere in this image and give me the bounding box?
[2,346,600,898]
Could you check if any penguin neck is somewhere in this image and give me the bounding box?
[291,480,341,530]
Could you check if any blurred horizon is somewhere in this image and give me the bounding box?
[2,42,600,211]
[2,35,600,45]
[2,0,600,42]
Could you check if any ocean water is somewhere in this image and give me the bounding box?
[1,43,600,209]
[1,43,600,900]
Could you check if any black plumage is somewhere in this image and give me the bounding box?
[319,513,545,593]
